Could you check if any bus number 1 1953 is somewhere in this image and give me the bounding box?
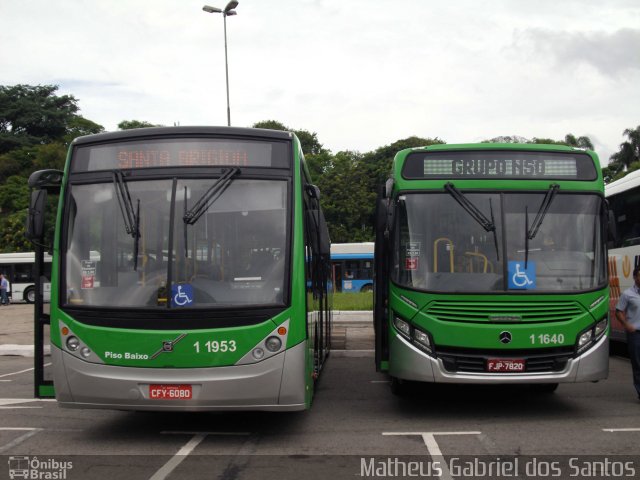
[193,340,237,353]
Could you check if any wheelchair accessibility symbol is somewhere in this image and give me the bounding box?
[508,261,536,290]
[171,284,194,307]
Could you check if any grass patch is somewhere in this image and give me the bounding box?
[332,292,373,311]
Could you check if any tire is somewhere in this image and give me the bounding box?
[390,376,409,396]
[532,383,559,393]
[24,287,35,304]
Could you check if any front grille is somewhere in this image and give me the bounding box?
[425,300,584,323]
[436,346,574,374]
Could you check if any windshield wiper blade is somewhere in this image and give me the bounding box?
[183,168,239,226]
[444,182,500,260]
[527,183,560,240]
[112,171,141,270]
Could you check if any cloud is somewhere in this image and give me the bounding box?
[516,28,640,77]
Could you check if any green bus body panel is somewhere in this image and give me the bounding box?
[389,286,609,351]
[43,132,316,408]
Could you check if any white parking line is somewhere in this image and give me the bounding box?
[0,363,52,378]
[383,431,482,480]
[602,428,640,432]
[0,398,56,409]
[150,431,251,480]
[0,427,43,454]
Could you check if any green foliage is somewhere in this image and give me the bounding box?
[0,176,30,212]
[332,292,373,311]
[0,84,83,154]
[118,120,163,130]
[483,133,594,150]
[252,120,325,156]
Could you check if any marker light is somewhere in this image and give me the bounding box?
[252,347,265,360]
[265,336,282,352]
[277,326,287,336]
[66,336,80,351]
[61,327,69,336]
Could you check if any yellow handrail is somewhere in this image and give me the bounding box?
[433,237,454,273]
[464,251,493,273]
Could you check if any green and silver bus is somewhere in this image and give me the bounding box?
[27,126,332,411]
[374,144,609,394]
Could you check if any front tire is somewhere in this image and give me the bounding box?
[390,376,409,396]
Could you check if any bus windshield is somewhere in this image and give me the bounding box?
[64,177,288,308]
[393,192,606,293]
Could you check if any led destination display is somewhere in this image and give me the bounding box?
[402,150,597,180]
[72,138,290,171]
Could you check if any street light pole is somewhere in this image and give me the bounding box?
[203,1,239,127]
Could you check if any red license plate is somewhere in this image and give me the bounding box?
[486,359,525,372]
[149,384,192,400]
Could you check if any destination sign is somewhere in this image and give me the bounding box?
[72,138,290,172]
[402,151,597,181]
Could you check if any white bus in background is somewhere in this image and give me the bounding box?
[606,169,640,342]
[0,252,52,303]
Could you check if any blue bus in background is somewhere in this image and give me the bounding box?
[331,243,374,293]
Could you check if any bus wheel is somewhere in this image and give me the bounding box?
[532,383,559,393]
[24,287,35,304]
[390,376,409,396]
[360,284,373,293]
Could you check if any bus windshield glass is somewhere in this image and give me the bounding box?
[64,177,288,308]
[393,193,605,292]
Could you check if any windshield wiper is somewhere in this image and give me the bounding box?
[112,171,141,270]
[444,182,500,261]
[524,183,560,268]
[183,167,240,226]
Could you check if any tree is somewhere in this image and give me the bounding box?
[0,84,81,154]
[610,125,640,170]
[315,151,377,243]
[252,120,326,156]
[118,120,163,130]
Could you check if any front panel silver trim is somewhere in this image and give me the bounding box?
[52,341,308,411]
[389,331,608,384]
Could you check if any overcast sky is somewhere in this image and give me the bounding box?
[1,0,638,163]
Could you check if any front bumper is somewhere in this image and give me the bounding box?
[52,341,307,411]
[389,331,609,384]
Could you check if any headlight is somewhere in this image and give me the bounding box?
[594,318,608,339]
[576,318,608,355]
[393,313,433,355]
[66,336,80,351]
[265,336,282,352]
[394,316,411,338]
[578,330,593,349]
[414,330,431,349]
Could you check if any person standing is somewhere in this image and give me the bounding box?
[615,266,640,400]
[0,274,9,306]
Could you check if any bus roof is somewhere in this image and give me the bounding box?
[71,126,294,146]
[330,243,374,258]
[605,169,640,197]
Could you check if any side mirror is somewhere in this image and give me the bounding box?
[608,209,617,245]
[307,209,331,256]
[28,169,63,189]
[25,189,47,242]
[305,184,321,200]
